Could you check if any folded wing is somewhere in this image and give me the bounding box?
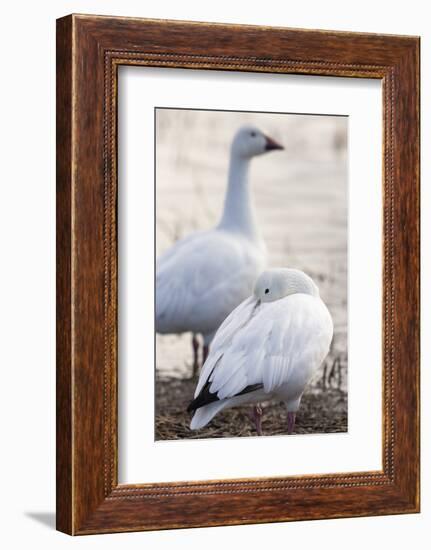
[191,294,333,412]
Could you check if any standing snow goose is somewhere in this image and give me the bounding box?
[188,268,333,435]
[156,126,283,376]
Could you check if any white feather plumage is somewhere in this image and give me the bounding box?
[190,269,333,431]
[156,231,265,343]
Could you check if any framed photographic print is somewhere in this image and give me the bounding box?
[56,14,420,535]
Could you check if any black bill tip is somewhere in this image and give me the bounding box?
[264,135,284,151]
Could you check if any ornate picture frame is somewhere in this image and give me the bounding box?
[56,14,420,534]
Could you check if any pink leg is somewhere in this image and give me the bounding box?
[252,405,263,436]
[287,412,296,435]
[191,334,200,378]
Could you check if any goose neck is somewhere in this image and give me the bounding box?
[218,155,259,239]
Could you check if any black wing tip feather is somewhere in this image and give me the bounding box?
[187,381,264,414]
[187,381,219,413]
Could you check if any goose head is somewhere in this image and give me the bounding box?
[254,268,319,303]
[231,126,284,159]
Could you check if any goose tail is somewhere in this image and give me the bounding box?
[190,401,227,430]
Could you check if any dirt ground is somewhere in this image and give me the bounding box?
[155,375,347,440]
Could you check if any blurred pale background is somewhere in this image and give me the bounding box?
[156,108,347,390]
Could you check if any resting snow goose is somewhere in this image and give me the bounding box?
[188,268,333,435]
[156,126,284,376]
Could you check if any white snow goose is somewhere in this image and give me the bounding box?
[188,268,334,435]
[156,126,284,376]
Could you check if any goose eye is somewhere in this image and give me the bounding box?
[250,131,256,137]
[265,288,270,294]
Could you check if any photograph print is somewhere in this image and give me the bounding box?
[155,107,348,441]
